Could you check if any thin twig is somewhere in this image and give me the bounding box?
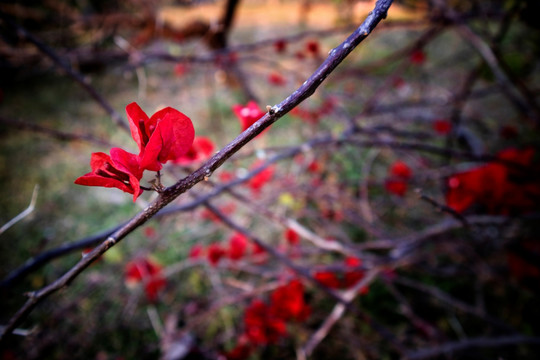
[0,185,39,236]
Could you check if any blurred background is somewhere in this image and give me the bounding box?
[1,0,540,359]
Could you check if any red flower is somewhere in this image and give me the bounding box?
[174,136,215,165]
[189,244,204,259]
[268,72,286,86]
[75,148,143,201]
[223,342,253,360]
[390,161,412,179]
[306,40,320,56]
[385,179,408,197]
[228,233,248,261]
[144,226,157,238]
[385,161,412,196]
[207,243,226,266]
[270,280,310,321]
[446,148,540,214]
[314,271,341,289]
[126,102,195,172]
[248,162,275,193]
[410,49,426,65]
[285,228,300,245]
[232,101,266,132]
[244,300,287,345]
[219,170,235,182]
[125,258,166,302]
[274,39,287,53]
[174,63,188,77]
[343,257,367,293]
[433,119,452,135]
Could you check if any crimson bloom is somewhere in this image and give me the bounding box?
[343,257,368,294]
[433,119,452,135]
[126,102,195,172]
[228,233,248,261]
[174,136,215,165]
[314,271,341,289]
[248,161,275,194]
[306,40,320,56]
[390,161,412,179]
[244,300,287,345]
[75,148,143,201]
[285,228,300,245]
[410,49,426,65]
[268,72,286,86]
[189,244,205,259]
[385,160,412,196]
[207,243,226,266]
[125,257,166,302]
[269,280,310,321]
[232,101,266,132]
[446,148,540,214]
[274,39,287,53]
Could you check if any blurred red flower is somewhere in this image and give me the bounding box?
[314,271,341,289]
[248,162,275,193]
[306,40,320,56]
[268,72,286,86]
[207,243,226,266]
[244,300,287,345]
[410,49,426,65]
[232,101,266,132]
[174,63,188,77]
[433,119,452,135]
[285,228,300,245]
[126,102,195,171]
[274,39,287,53]
[385,161,412,196]
[390,161,412,179]
[343,257,368,294]
[446,148,540,214]
[188,244,204,259]
[125,258,166,302]
[74,148,143,202]
[385,179,408,196]
[174,136,215,165]
[270,280,310,321]
[228,233,248,261]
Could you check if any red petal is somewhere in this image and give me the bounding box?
[140,107,195,171]
[126,102,150,153]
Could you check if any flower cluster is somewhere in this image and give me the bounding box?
[75,103,195,201]
[188,232,265,267]
[124,257,166,302]
[384,160,413,196]
[224,279,310,359]
[313,256,369,294]
[445,147,540,214]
